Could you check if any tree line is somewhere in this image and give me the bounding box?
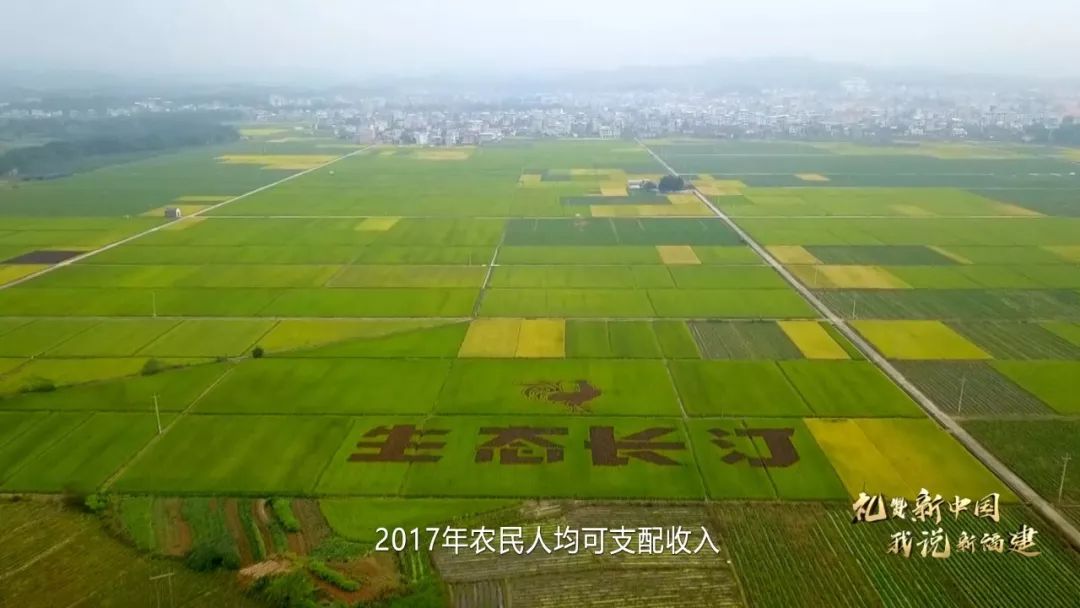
[0,114,239,179]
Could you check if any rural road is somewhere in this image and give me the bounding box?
[639,139,1080,551]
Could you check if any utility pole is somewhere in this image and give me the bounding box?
[1059,454,1072,504]
[152,291,157,318]
[957,375,967,415]
[851,295,857,319]
[813,266,820,288]
[153,394,162,434]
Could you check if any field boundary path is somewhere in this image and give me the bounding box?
[0,145,373,291]
[471,230,507,317]
[99,367,235,491]
[639,139,1080,551]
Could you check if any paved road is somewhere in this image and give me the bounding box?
[640,139,1080,551]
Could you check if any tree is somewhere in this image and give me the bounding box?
[185,544,241,572]
[141,358,166,376]
[256,572,319,608]
[20,376,56,393]
[658,175,686,192]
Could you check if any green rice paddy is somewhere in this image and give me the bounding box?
[0,138,1076,518]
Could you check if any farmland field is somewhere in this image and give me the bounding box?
[0,498,259,607]
[3,137,1080,606]
[713,502,1080,608]
[963,419,1080,523]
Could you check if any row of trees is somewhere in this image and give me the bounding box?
[0,114,239,178]
[1024,117,1080,146]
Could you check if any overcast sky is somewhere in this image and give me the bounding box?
[4,0,1080,80]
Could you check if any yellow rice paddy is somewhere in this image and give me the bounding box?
[656,245,702,265]
[766,245,821,265]
[778,321,849,360]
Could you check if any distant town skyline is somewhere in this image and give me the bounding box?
[3,0,1080,81]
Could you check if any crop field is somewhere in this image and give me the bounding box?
[806,245,959,265]
[113,414,351,494]
[430,502,745,608]
[720,187,1045,218]
[652,139,1080,188]
[3,138,1080,605]
[0,499,259,607]
[688,320,803,359]
[1,412,166,493]
[1044,321,1080,346]
[0,140,340,217]
[816,289,1080,320]
[805,417,1012,500]
[851,320,991,360]
[668,359,919,417]
[0,139,1068,498]
[946,321,1080,359]
[892,361,1054,417]
[565,320,664,358]
[778,320,854,359]
[963,420,1080,507]
[713,502,1080,608]
[645,139,1080,547]
[990,361,1080,414]
[0,363,231,411]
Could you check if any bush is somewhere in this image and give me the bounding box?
[182,498,242,571]
[367,579,447,608]
[185,544,241,572]
[254,571,319,608]
[270,498,301,533]
[238,499,267,562]
[658,175,686,192]
[311,537,366,562]
[20,376,56,393]
[308,559,360,592]
[60,488,89,511]
[268,517,289,553]
[141,358,166,376]
[252,345,265,359]
[84,493,109,513]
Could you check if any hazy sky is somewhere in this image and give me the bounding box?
[4,0,1080,80]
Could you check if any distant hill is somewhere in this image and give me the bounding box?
[4,58,1078,99]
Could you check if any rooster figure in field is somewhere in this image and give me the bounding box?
[521,380,602,412]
